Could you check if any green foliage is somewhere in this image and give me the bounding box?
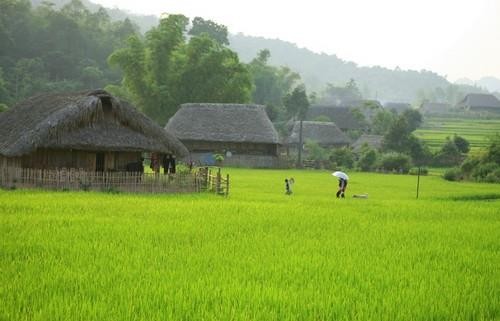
[379,152,411,173]
[357,147,378,171]
[471,162,500,182]
[443,167,462,181]
[247,50,301,121]
[452,134,470,154]
[109,16,251,123]
[188,16,229,45]
[434,138,463,167]
[319,79,362,104]
[284,85,310,120]
[409,167,429,175]
[330,147,355,169]
[371,109,397,135]
[0,0,139,105]
[485,134,500,165]
[0,103,8,113]
[304,141,329,162]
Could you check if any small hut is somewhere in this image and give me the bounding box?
[287,121,351,150]
[351,135,384,153]
[165,103,280,168]
[383,102,412,114]
[306,105,367,131]
[0,90,190,192]
[420,102,451,114]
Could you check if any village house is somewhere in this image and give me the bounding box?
[351,135,384,154]
[165,103,280,168]
[456,93,500,113]
[286,121,351,152]
[0,90,190,192]
[305,105,367,132]
[420,102,452,114]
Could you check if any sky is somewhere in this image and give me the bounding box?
[92,0,500,81]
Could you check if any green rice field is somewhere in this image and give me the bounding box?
[1,168,499,320]
[415,117,500,152]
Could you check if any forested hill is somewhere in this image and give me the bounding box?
[229,33,450,102]
[30,0,158,32]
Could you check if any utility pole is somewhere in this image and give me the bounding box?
[297,119,303,168]
[416,166,421,199]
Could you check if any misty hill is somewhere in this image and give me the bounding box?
[229,34,450,102]
[456,77,500,93]
[27,0,482,103]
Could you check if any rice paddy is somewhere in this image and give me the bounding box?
[1,169,499,321]
[414,117,500,152]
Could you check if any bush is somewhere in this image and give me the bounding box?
[484,169,500,183]
[443,168,462,181]
[460,156,481,176]
[472,162,500,182]
[330,147,355,169]
[378,152,411,173]
[409,167,428,175]
[304,141,329,162]
[357,148,378,171]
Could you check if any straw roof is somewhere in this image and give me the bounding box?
[457,93,500,110]
[384,102,412,113]
[352,135,383,153]
[0,89,188,157]
[165,103,279,144]
[287,121,351,145]
[306,105,366,130]
[420,102,451,114]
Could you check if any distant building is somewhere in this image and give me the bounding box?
[286,121,351,150]
[420,102,451,114]
[306,105,367,131]
[165,103,280,168]
[456,93,500,112]
[351,135,384,154]
[383,102,412,114]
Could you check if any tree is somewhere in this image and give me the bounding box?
[284,85,310,167]
[401,109,422,132]
[109,15,251,124]
[371,109,397,135]
[189,17,229,45]
[452,135,470,154]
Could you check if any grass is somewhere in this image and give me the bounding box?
[1,168,499,320]
[414,117,500,152]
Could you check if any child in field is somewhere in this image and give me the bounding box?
[285,177,295,195]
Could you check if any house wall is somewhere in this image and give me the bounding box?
[183,140,278,156]
[189,152,279,168]
[18,149,141,171]
[0,155,22,169]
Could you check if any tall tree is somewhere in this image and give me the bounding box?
[188,17,229,45]
[284,85,310,167]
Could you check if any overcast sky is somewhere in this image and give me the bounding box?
[92,0,500,81]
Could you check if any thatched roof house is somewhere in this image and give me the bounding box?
[306,105,367,131]
[287,121,350,148]
[420,102,451,114]
[384,102,412,114]
[456,93,500,112]
[351,135,384,153]
[0,90,187,171]
[165,103,280,168]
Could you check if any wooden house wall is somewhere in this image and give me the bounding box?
[183,141,278,156]
[0,155,21,169]
[19,149,141,171]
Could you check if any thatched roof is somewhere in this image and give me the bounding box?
[165,103,279,144]
[306,105,366,130]
[0,89,188,157]
[420,102,451,114]
[287,121,350,146]
[457,93,500,110]
[352,135,383,153]
[384,102,412,113]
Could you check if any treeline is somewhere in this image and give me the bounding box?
[1,0,311,125]
[0,0,138,108]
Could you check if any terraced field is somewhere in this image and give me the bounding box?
[415,117,500,152]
